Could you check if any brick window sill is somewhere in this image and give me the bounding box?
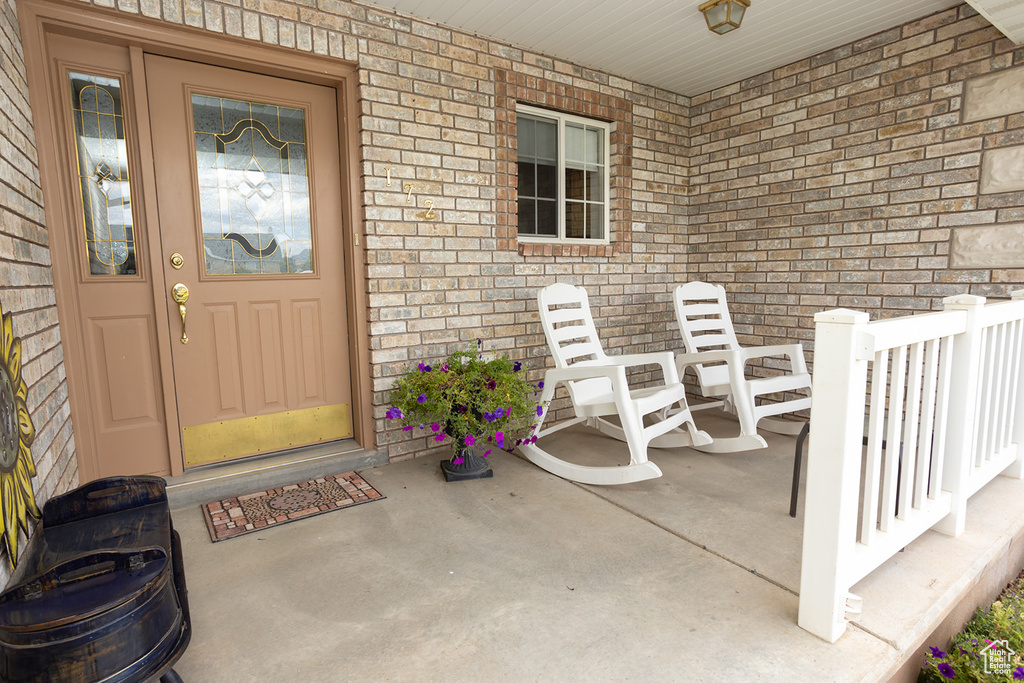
[517,241,620,257]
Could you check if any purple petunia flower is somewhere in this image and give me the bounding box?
[465,434,476,446]
[929,647,947,659]
[938,663,954,679]
[493,407,505,419]
[536,405,544,417]
[417,393,427,403]
[537,381,544,389]
[431,422,441,432]
[484,412,495,422]
[386,407,402,419]
[418,363,432,372]
[483,450,491,457]
[486,379,497,390]
[453,456,464,465]
[495,431,504,445]
[434,434,445,442]
[477,338,482,348]
[1013,666,1024,680]
[441,362,449,372]
[513,361,522,372]
[402,425,414,431]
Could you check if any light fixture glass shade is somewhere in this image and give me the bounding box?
[699,0,750,34]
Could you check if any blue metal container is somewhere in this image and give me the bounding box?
[0,476,190,682]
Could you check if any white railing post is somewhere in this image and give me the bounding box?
[934,294,986,537]
[798,309,870,643]
[1004,290,1024,479]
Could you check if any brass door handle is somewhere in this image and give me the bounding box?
[171,283,189,344]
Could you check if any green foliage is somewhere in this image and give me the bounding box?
[920,573,1024,681]
[386,344,544,456]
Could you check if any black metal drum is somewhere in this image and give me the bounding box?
[0,476,190,682]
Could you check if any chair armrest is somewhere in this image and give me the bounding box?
[675,349,739,369]
[545,364,628,384]
[738,344,808,374]
[606,351,680,384]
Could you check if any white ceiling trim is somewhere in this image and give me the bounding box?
[966,0,1024,44]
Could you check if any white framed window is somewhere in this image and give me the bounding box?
[516,104,610,243]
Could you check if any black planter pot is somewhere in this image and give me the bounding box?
[440,448,493,482]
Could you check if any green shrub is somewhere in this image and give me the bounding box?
[920,573,1024,681]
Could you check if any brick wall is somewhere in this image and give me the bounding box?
[48,0,691,461]
[687,4,1024,359]
[0,0,78,585]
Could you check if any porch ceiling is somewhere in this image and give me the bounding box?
[359,0,1003,97]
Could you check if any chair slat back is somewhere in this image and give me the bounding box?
[674,282,742,390]
[538,283,608,368]
[538,283,612,402]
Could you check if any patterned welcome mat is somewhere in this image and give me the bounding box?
[201,471,385,542]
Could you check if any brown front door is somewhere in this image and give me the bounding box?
[145,56,353,468]
[29,25,356,478]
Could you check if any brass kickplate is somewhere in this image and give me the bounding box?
[182,403,352,467]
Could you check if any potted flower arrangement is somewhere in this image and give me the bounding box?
[386,341,544,481]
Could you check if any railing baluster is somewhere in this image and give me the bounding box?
[976,327,994,468]
[900,342,924,518]
[861,350,888,544]
[881,345,907,531]
[929,335,954,501]
[915,338,939,509]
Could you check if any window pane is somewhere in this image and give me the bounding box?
[518,162,536,196]
[536,162,557,200]
[588,203,605,240]
[565,202,585,239]
[518,117,535,157]
[535,118,556,161]
[565,167,585,201]
[518,198,537,235]
[586,168,604,202]
[537,200,558,236]
[565,123,584,163]
[69,72,136,276]
[585,127,601,164]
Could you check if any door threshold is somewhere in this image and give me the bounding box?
[164,441,387,510]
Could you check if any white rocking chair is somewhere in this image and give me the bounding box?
[673,282,811,453]
[519,283,712,485]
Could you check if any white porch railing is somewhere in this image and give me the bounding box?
[798,291,1024,642]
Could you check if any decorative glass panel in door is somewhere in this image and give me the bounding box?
[69,72,136,276]
[192,95,313,275]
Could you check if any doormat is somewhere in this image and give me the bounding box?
[201,471,384,543]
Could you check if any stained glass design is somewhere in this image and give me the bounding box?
[69,72,136,276]
[192,95,313,275]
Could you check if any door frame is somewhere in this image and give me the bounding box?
[18,0,372,479]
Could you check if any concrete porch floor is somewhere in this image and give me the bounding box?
[167,412,1024,682]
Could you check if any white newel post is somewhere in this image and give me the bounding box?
[798,309,870,643]
[934,294,986,537]
[1005,290,1024,480]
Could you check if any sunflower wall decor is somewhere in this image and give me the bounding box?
[0,301,40,568]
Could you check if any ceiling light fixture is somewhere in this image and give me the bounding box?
[699,0,749,35]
